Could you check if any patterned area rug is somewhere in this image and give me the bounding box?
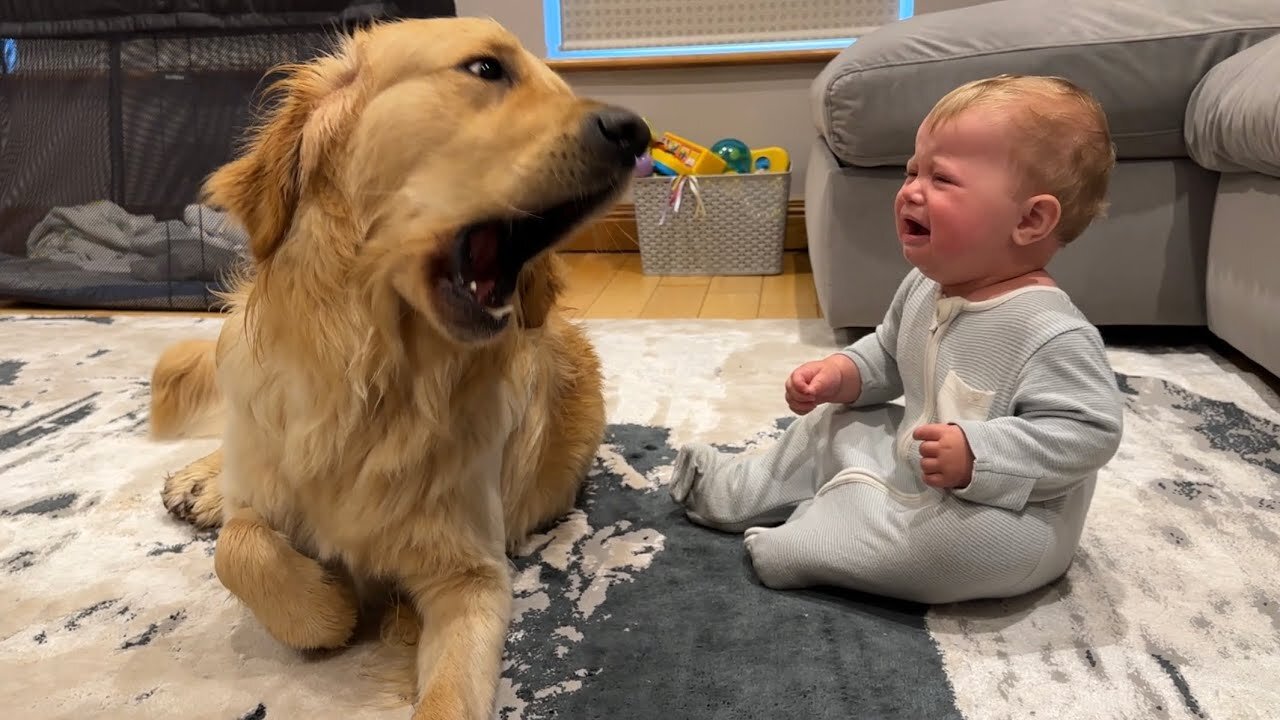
[2,314,1278,720]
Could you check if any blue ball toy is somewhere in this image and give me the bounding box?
[711,138,751,174]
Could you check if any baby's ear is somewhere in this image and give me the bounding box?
[1013,194,1062,247]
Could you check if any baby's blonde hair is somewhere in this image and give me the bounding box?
[924,74,1116,245]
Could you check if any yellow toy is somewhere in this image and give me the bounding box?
[749,146,790,173]
[649,132,727,176]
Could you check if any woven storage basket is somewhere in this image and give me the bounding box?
[633,171,790,275]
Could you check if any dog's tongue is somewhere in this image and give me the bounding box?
[469,224,501,305]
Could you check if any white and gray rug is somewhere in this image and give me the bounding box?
[1,314,1278,720]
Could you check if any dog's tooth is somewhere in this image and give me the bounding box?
[486,305,514,320]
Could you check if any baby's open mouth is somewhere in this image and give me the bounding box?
[904,218,929,236]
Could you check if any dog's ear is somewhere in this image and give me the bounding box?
[203,51,359,263]
[516,252,567,329]
[202,73,309,263]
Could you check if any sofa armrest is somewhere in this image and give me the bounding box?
[1186,33,1280,178]
[811,0,1280,168]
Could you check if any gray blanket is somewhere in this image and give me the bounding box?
[25,201,249,282]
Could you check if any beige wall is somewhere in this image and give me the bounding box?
[455,1,989,199]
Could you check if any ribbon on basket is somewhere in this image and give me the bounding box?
[657,174,706,226]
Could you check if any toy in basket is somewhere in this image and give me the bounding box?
[642,130,790,177]
[632,125,791,276]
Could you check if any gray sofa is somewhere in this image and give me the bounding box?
[805,0,1280,376]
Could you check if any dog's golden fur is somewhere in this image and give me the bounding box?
[149,17,641,719]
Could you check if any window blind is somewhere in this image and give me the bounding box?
[556,0,900,51]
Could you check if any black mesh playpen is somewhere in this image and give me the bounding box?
[0,1,455,310]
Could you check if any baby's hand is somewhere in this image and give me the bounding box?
[913,423,974,489]
[785,358,843,415]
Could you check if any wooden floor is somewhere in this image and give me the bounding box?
[559,251,820,320]
[0,251,821,320]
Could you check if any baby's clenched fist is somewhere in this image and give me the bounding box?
[785,358,842,415]
[913,423,974,489]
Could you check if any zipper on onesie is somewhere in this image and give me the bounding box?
[896,295,965,464]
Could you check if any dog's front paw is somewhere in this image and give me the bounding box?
[161,451,224,529]
[411,688,471,720]
[380,598,422,647]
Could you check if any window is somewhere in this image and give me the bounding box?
[543,0,914,60]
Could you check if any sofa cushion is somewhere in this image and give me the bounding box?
[812,0,1280,167]
[1185,33,1280,177]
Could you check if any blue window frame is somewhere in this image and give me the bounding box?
[543,0,914,60]
[2,38,16,73]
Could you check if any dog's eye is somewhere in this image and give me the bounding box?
[465,57,506,82]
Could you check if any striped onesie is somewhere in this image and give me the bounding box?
[669,269,1125,604]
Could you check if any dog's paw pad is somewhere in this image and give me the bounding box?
[161,469,222,529]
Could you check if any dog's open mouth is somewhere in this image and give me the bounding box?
[431,185,618,338]
[456,222,513,315]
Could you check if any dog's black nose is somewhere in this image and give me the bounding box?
[589,107,651,161]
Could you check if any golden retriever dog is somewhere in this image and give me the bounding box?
[148,17,648,720]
